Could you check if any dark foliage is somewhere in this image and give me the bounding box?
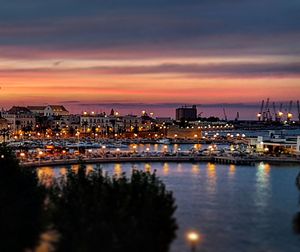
[48,166,177,252]
[293,212,300,234]
[296,171,300,191]
[293,172,300,235]
[0,144,177,251]
[0,144,45,252]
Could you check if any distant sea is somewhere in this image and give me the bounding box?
[65,103,299,121]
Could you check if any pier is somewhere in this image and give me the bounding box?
[213,156,255,165]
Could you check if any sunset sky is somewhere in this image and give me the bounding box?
[0,0,299,119]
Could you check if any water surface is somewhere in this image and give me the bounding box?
[38,162,300,252]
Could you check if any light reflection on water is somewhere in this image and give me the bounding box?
[255,162,271,209]
[144,163,152,173]
[229,164,236,179]
[206,163,217,196]
[37,167,55,187]
[163,162,170,175]
[176,163,183,173]
[37,162,300,252]
[191,164,200,175]
[114,163,122,176]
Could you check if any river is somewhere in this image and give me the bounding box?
[38,162,300,252]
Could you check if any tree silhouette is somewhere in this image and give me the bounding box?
[0,145,178,252]
[0,144,45,252]
[48,166,178,252]
[293,171,300,235]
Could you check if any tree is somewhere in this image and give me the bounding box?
[0,128,10,142]
[0,144,45,252]
[15,120,21,133]
[293,172,300,234]
[48,166,178,252]
[91,126,96,138]
[68,126,75,137]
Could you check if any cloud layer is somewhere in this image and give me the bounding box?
[0,0,299,118]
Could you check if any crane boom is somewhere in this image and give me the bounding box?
[278,103,283,121]
[260,100,264,114]
[287,100,293,121]
[264,98,270,121]
[257,100,264,121]
[288,100,293,113]
[223,108,228,121]
[272,102,277,121]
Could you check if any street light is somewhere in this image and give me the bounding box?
[186,231,200,252]
[20,152,26,162]
[76,132,80,152]
[116,148,120,158]
[133,145,137,153]
[38,151,43,164]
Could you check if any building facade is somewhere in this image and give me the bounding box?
[27,106,47,115]
[2,106,36,132]
[0,117,8,130]
[176,105,197,121]
[44,105,69,116]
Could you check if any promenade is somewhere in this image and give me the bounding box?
[21,154,300,168]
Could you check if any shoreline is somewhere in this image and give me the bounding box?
[20,155,300,168]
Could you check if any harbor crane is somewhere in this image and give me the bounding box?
[263,98,272,122]
[272,102,279,122]
[287,100,293,121]
[223,108,228,121]
[278,103,283,121]
[297,100,300,121]
[235,111,240,121]
[257,100,264,121]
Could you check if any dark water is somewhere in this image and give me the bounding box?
[38,162,300,252]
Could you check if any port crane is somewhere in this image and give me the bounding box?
[257,100,264,121]
[235,112,239,121]
[263,98,272,122]
[272,102,279,122]
[278,103,283,121]
[287,100,293,121]
[223,108,228,121]
[297,100,300,121]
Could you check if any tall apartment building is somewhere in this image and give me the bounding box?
[176,105,197,121]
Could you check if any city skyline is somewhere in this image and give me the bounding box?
[0,0,299,116]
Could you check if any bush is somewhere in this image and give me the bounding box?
[48,165,178,252]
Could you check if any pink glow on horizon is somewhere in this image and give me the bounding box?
[0,46,299,117]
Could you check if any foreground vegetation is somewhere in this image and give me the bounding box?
[0,144,177,252]
[0,144,45,252]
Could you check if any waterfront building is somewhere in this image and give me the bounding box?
[80,112,124,135]
[166,125,202,139]
[156,117,173,124]
[51,115,81,129]
[0,117,8,130]
[122,115,142,132]
[27,106,47,116]
[176,105,197,121]
[249,135,300,155]
[2,106,36,132]
[44,105,69,116]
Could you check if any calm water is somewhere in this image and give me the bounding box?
[38,162,300,252]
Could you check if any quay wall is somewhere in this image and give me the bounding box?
[20,155,300,168]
